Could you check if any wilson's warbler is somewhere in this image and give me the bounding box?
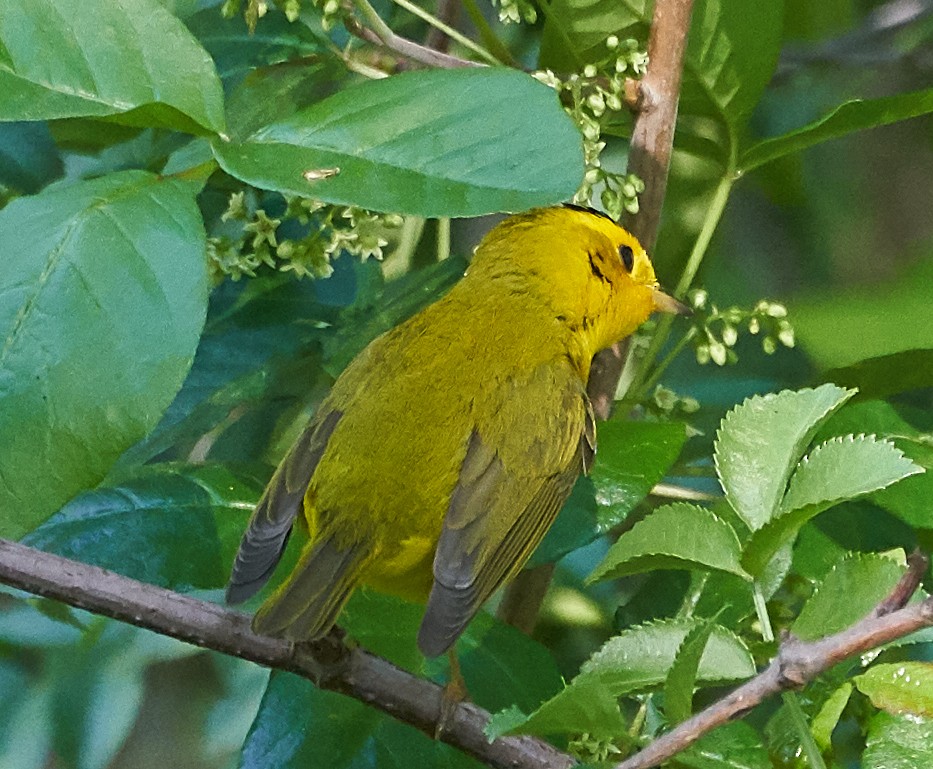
[227,205,687,657]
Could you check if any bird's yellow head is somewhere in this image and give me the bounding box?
[469,205,687,356]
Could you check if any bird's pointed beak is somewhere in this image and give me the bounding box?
[652,288,692,316]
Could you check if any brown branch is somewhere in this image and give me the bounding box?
[425,0,460,54]
[614,552,933,769]
[586,0,695,418]
[497,563,556,634]
[0,538,574,769]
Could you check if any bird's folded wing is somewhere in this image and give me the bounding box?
[418,361,594,656]
[226,409,342,604]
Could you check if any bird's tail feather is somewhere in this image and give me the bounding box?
[253,537,368,642]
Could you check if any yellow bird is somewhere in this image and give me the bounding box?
[226,205,687,657]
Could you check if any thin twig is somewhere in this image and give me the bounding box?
[346,3,483,69]
[0,539,574,769]
[614,554,933,769]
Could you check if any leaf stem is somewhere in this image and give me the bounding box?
[673,172,734,298]
[782,692,828,769]
[460,0,518,65]
[634,327,696,401]
[625,171,733,399]
[352,0,396,41]
[383,216,425,280]
[389,0,500,64]
[752,581,774,643]
[437,217,451,261]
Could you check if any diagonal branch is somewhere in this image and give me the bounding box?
[614,551,933,769]
[0,538,574,769]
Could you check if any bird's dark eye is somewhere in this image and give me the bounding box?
[618,244,634,272]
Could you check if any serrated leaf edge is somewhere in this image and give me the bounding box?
[587,504,749,584]
[781,433,925,513]
[714,385,856,529]
[580,617,754,683]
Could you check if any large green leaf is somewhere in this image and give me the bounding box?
[678,0,784,130]
[589,502,748,582]
[490,619,754,739]
[530,420,686,566]
[742,436,922,576]
[0,171,209,537]
[864,712,933,769]
[0,0,225,134]
[212,68,584,217]
[22,464,264,591]
[857,663,933,718]
[791,553,905,641]
[740,88,933,172]
[580,618,754,687]
[714,385,855,532]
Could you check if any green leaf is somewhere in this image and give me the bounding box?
[742,436,922,576]
[185,7,329,88]
[810,682,853,752]
[0,123,63,194]
[487,676,626,741]
[740,88,933,172]
[0,0,225,134]
[0,675,52,769]
[815,401,933,528]
[664,618,716,724]
[531,420,687,566]
[211,68,583,217]
[539,0,648,71]
[591,421,689,529]
[589,502,748,583]
[22,464,264,591]
[715,384,855,532]
[679,0,784,130]
[792,553,904,641]
[241,671,481,769]
[540,0,783,131]
[0,171,209,537]
[864,712,933,769]
[783,436,923,513]
[824,349,933,401]
[493,619,753,739]
[857,663,933,717]
[673,721,771,769]
[580,619,755,689]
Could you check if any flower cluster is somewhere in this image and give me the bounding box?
[491,0,538,24]
[207,191,402,284]
[688,289,795,366]
[534,36,649,220]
